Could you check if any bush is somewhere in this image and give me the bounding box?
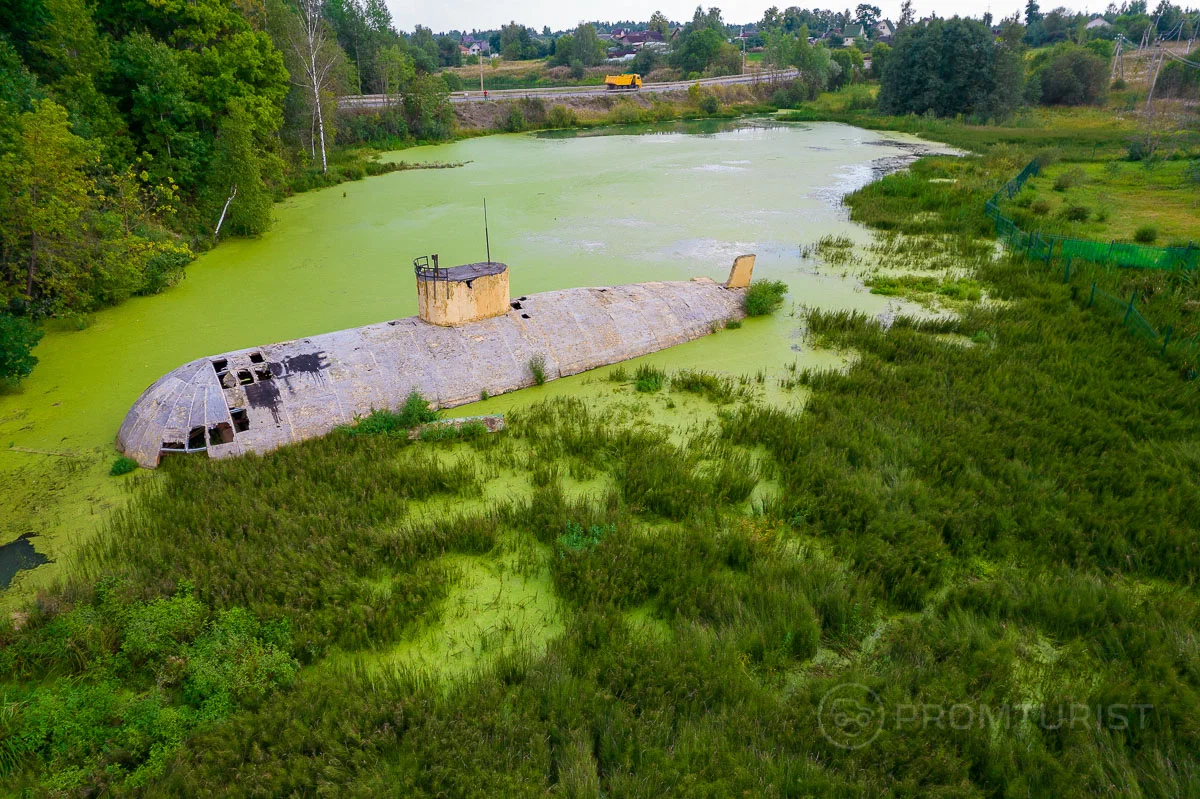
[502,105,526,132]
[342,391,438,436]
[698,93,720,115]
[0,312,44,384]
[743,280,788,316]
[1134,224,1158,243]
[1037,45,1108,106]
[530,354,547,385]
[545,105,578,128]
[110,457,138,476]
[1053,167,1086,191]
[1060,203,1090,222]
[1031,199,1051,216]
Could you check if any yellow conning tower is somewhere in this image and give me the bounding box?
[414,255,510,327]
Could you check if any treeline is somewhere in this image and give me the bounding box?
[0,0,459,380]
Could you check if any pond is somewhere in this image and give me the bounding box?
[0,119,951,595]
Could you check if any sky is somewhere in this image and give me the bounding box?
[389,0,1080,34]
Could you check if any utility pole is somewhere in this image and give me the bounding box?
[479,52,484,98]
[1145,46,1165,112]
[741,27,746,75]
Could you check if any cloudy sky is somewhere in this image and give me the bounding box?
[389,0,1071,34]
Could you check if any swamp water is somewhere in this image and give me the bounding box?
[0,119,952,601]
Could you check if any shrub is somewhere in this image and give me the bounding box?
[1134,224,1158,243]
[502,105,526,132]
[1037,45,1108,106]
[110,457,138,476]
[634,364,665,393]
[1031,199,1051,216]
[545,105,578,128]
[0,312,44,384]
[1060,203,1090,222]
[743,280,789,317]
[698,93,720,115]
[725,319,742,329]
[342,391,438,436]
[530,354,547,385]
[1053,167,1085,191]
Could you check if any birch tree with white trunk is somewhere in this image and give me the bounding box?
[285,0,341,174]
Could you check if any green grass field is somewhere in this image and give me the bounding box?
[1002,159,1200,245]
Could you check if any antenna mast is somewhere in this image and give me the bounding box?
[484,199,492,264]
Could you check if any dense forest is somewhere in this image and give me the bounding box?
[0,0,454,330]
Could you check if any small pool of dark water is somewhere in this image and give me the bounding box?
[0,533,50,590]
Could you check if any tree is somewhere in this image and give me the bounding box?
[114,33,202,186]
[830,46,865,89]
[0,312,43,384]
[402,74,453,139]
[898,0,916,29]
[673,27,725,74]
[205,102,271,239]
[436,35,462,67]
[499,21,536,60]
[649,11,671,35]
[879,18,1023,118]
[283,0,345,174]
[870,41,891,79]
[569,24,606,67]
[1026,0,1043,23]
[855,4,882,30]
[375,43,415,103]
[409,26,439,72]
[0,100,95,310]
[1036,44,1108,105]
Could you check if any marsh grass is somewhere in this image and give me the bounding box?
[633,364,665,393]
[671,369,753,404]
[529,354,547,386]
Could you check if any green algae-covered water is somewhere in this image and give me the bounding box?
[0,119,948,597]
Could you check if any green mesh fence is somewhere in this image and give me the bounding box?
[1082,279,1199,368]
[986,160,1199,272]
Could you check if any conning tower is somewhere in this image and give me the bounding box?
[414,255,510,327]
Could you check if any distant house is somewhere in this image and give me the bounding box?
[1086,16,1112,29]
[874,19,895,38]
[461,35,491,56]
[611,30,666,50]
[842,23,866,42]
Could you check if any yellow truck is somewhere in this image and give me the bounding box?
[604,74,643,91]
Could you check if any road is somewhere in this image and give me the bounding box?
[338,69,799,110]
